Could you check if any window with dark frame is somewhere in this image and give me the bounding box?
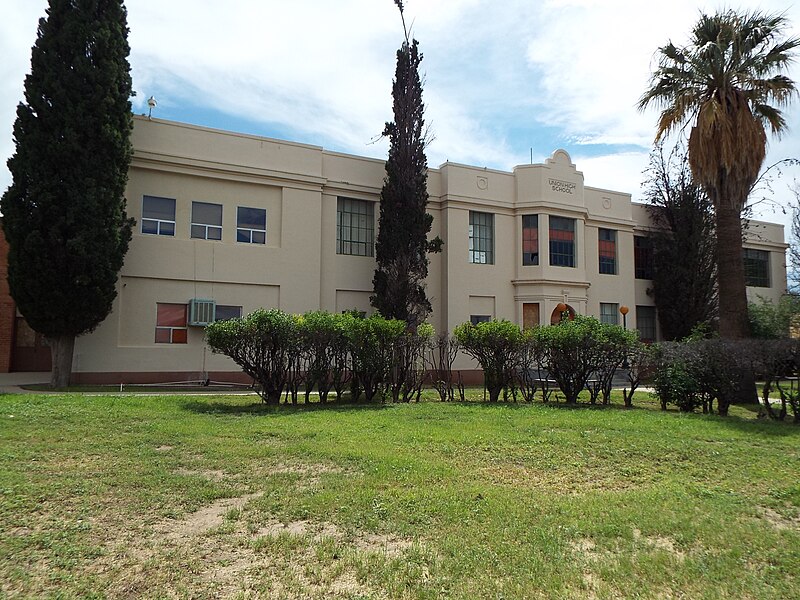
[469,211,494,264]
[636,306,656,342]
[214,305,243,321]
[336,197,374,256]
[549,216,576,267]
[237,207,266,244]
[141,195,176,236]
[743,248,770,287]
[155,303,188,344]
[522,214,539,265]
[470,315,491,325]
[634,235,654,279]
[598,228,617,274]
[599,302,619,325]
[191,201,223,240]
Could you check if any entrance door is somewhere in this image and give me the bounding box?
[550,304,576,325]
[522,303,540,329]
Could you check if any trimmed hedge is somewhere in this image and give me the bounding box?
[205,309,431,405]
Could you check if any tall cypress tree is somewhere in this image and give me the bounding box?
[1,0,134,387]
[372,1,442,329]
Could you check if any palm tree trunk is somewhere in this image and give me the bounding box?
[715,202,757,406]
[715,203,750,339]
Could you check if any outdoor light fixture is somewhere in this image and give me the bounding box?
[619,305,629,330]
[556,302,567,323]
[147,95,157,119]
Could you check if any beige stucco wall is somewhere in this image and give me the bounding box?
[71,117,790,379]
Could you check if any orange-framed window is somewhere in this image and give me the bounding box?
[522,215,539,265]
[155,303,188,344]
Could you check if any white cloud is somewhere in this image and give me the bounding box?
[1,0,800,228]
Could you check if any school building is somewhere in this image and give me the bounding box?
[0,116,788,382]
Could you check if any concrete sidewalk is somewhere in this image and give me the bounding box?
[0,372,50,394]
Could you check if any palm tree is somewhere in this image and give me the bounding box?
[639,10,799,339]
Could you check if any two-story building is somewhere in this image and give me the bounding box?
[0,116,789,382]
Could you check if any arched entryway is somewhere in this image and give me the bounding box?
[550,303,576,325]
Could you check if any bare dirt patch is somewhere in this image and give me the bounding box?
[266,461,352,490]
[154,445,173,452]
[570,537,603,561]
[581,572,600,600]
[155,492,263,540]
[633,528,686,560]
[255,519,341,540]
[270,462,346,476]
[173,467,227,482]
[355,532,414,557]
[88,482,412,598]
[481,464,640,493]
[253,517,415,558]
[758,506,800,531]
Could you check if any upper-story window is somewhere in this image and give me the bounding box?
[549,216,576,267]
[634,235,654,279]
[522,215,539,265]
[141,195,176,236]
[744,248,770,287]
[598,228,617,274]
[237,207,266,244]
[191,202,223,240]
[469,211,494,264]
[337,197,374,256]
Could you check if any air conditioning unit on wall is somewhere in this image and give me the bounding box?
[188,299,216,326]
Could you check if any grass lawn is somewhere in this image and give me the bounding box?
[1,390,798,599]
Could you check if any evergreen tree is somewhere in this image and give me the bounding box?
[639,10,799,340]
[372,1,442,329]
[1,0,134,387]
[643,144,717,340]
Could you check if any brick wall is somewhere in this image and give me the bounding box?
[0,220,15,372]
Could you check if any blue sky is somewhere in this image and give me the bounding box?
[2,0,800,228]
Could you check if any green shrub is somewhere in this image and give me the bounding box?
[748,295,800,339]
[532,316,634,404]
[454,320,522,402]
[205,308,299,404]
[347,315,407,403]
[297,311,339,403]
[651,351,702,412]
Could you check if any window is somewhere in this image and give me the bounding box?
[549,216,576,267]
[237,207,266,244]
[522,215,539,265]
[598,228,617,274]
[636,306,656,342]
[215,305,243,321]
[155,303,187,344]
[634,235,654,279]
[469,211,494,264]
[470,315,491,325]
[141,195,175,236]
[337,197,374,256]
[744,249,770,287]
[600,303,619,326]
[191,201,223,240]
